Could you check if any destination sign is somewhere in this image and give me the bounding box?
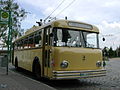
[68,22,93,29]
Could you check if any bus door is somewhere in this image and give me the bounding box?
[43,27,52,77]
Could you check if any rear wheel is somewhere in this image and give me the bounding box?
[34,62,42,80]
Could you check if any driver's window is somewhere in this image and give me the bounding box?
[53,28,81,47]
[45,28,49,45]
[87,33,97,48]
[56,29,63,46]
[45,27,52,45]
[68,30,81,47]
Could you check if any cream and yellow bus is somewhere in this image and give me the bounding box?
[12,20,106,80]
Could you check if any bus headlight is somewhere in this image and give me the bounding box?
[96,61,102,67]
[60,60,69,68]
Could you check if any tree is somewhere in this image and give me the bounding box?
[118,46,120,57]
[0,0,27,44]
[116,46,120,57]
[108,47,116,58]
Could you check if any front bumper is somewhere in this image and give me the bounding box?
[52,69,106,80]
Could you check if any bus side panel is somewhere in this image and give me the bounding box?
[14,48,43,72]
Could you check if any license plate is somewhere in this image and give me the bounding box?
[80,73,88,76]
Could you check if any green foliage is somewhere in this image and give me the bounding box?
[0,0,27,44]
[108,47,114,58]
[116,46,120,57]
[104,46,120,58]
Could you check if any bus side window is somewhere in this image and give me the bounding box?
[21,40,24,49]
[28,35,34,48]
[14,43,17,50]
[45,28,49,45]
[18,40,23,49]
[24,38,28,48]
[17,42,20,49]
[53,28,58,46]
[34,31,42,47]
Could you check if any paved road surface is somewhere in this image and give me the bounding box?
[10,58,120,90]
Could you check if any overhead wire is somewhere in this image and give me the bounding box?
[44,0,66,23]
[100,31,120,38]
[52,0,76,20]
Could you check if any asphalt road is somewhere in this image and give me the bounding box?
[10,58,120,90]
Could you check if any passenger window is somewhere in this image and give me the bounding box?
[34,30,42,47]
[28,35,34,48]
[18,40,23,49]
[17,42,19,49]
[45,29,49,45]
[21,40,24,49]
[24,38,28,48]
[14,43,17,50]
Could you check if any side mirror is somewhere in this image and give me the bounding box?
[102,38,105,41]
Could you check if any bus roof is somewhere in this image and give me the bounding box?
[14,20,99,42]
[51,20,99,33]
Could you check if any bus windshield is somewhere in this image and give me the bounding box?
[53,28,99,48]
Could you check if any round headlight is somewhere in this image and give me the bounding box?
[96,61,102,67]
[60,60,69,68]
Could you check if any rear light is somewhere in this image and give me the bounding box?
[51,59,55,67]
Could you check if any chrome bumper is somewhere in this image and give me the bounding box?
[52,69,106,80]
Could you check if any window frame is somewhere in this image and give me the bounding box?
[52,27,100,49]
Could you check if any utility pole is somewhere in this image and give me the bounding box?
[6,0,12,75]
[0,0,12,75]
[0,6,11,75]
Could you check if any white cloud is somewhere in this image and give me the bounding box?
[97,21,120,49]
[97,21,120,34]
[103,0,120,7]
[17,0,120,49]
[17,0,120,23]
[21,14,40,30]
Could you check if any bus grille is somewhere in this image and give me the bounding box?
[52,69,106,80]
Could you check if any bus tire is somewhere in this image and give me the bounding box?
[33,59,42,80]
[15,57,19,70]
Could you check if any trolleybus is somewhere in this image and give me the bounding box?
[12,20,106,80]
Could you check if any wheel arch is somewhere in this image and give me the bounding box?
[15,57,18,66]
[32,56,41,73]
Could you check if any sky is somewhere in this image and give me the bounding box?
[16,0,120,49]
